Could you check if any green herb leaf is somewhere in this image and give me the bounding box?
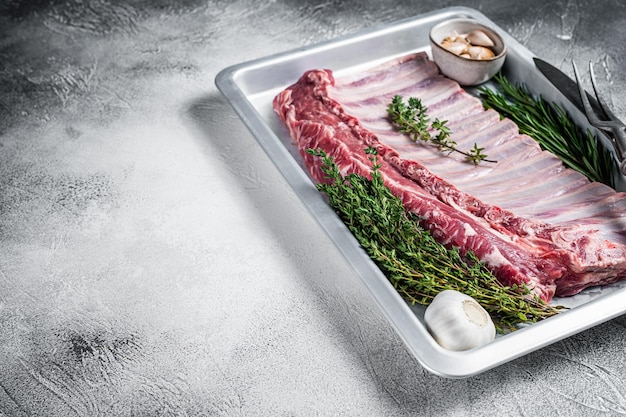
[387,95,495,165]
[307,147,563,332]
[480,73,614,187]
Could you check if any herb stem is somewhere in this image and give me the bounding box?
[307,147,562,332]
[387,95,495,165]
[480,73,614,187]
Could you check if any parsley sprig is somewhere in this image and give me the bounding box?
[307,146,562,331]
[387,95,494,165]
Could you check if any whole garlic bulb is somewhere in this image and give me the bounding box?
[424,290,496,351]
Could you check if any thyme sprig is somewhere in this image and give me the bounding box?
[480,73,614,187]
[307,147,562,332]
[387,95,494,165]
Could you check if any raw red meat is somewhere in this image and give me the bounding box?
[273,52,626,302]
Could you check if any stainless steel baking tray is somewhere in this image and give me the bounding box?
[215,6,626,378]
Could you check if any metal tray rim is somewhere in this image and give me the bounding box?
[215,6,626,378]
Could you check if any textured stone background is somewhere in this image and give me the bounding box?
[1,0,626,416]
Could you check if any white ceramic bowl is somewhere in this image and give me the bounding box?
[429,18,506,86]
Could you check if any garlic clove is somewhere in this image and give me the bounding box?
[465,29,496,48]
[424,290,496,351]
[467,45,495,60]
[443,32,466,43]
[440,39,469,56]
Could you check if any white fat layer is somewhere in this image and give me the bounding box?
[463,222,477,237]
[328,58,626,246]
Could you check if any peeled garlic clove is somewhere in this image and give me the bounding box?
[467,45,495,60]
[443,32,466,43]
[465,29,495,48]
[424,290,496,351]
[440,39,469,56]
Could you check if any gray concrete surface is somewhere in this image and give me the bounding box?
[1,0,626,415]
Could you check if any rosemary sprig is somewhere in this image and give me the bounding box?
[480,73,614,187]
[307,147,562,331]
[387,95,494,165]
